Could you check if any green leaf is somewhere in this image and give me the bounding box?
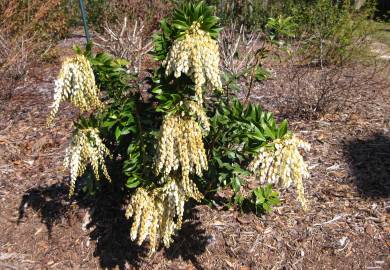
[114,59,130,66]
[234,193,245,207]
[160,19,171,35]
[226,150,236,159]
[120,127,134,136]
[125,176,141,189]
[256,196,265,204]
[264,184,272,195]
[248,126,266,142]
[262,122,276,140]
[172,20,189,30]
[152,86,163,95]
[255,67,270,81]
[269,197,280,205]
[231,177,242,193]
[101,120,117,128]
[263,203,272,213]
[278,119,288,138]
[115,126,121,140]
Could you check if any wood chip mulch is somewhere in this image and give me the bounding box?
[0,45,389,270]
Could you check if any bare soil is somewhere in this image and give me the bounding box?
[0,38,389,270]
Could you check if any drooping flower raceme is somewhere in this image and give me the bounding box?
[155,114,207,199]
[163,22,222,102]
[248,136,310,210]
[126,179,188,253]
[63,128,112,196]
[186,100,210,132]
[47,55,102,125]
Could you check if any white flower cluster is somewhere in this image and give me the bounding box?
[163,22,222,102]
[155,114,207,198]
[248,136,310,210]
[47,55,102,125]
[186,100,210,132]
[126,179,187,253]
[63,128,112,196]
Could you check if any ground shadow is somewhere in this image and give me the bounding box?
[18,182,70,237]
[165,208,212,270]
[344,133,390,198]
[18,182,211,269]
[86,187,148,269]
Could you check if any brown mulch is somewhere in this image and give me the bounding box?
[0,41,389,270]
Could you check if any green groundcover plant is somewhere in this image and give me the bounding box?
[46,1,310,254]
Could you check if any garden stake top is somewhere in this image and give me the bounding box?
[79,0,90,43]
[46,1,310,254]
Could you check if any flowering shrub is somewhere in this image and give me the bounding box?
[46,2,311,253]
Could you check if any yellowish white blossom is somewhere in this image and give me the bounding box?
[64,128,112,196]
[163,22,222,102]
[47,55,102,125]
[155,114,207,197]
[126,178,189,253]
[186,100,210,132]
[248,136,310,210]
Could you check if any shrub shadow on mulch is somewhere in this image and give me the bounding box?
[17,182,211,269]
[85,187,148,269]
[18,182,70,237]
[344,132,390,198]
[165,214,212,270]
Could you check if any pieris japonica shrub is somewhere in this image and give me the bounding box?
[46,2,311,254]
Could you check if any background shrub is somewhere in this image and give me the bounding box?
[205,0,298,29]
[291,0,376,65]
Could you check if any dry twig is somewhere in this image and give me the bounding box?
[95,18,153,74]
[219,23,262,75]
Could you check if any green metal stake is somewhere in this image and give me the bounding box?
[79,0,90,43]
